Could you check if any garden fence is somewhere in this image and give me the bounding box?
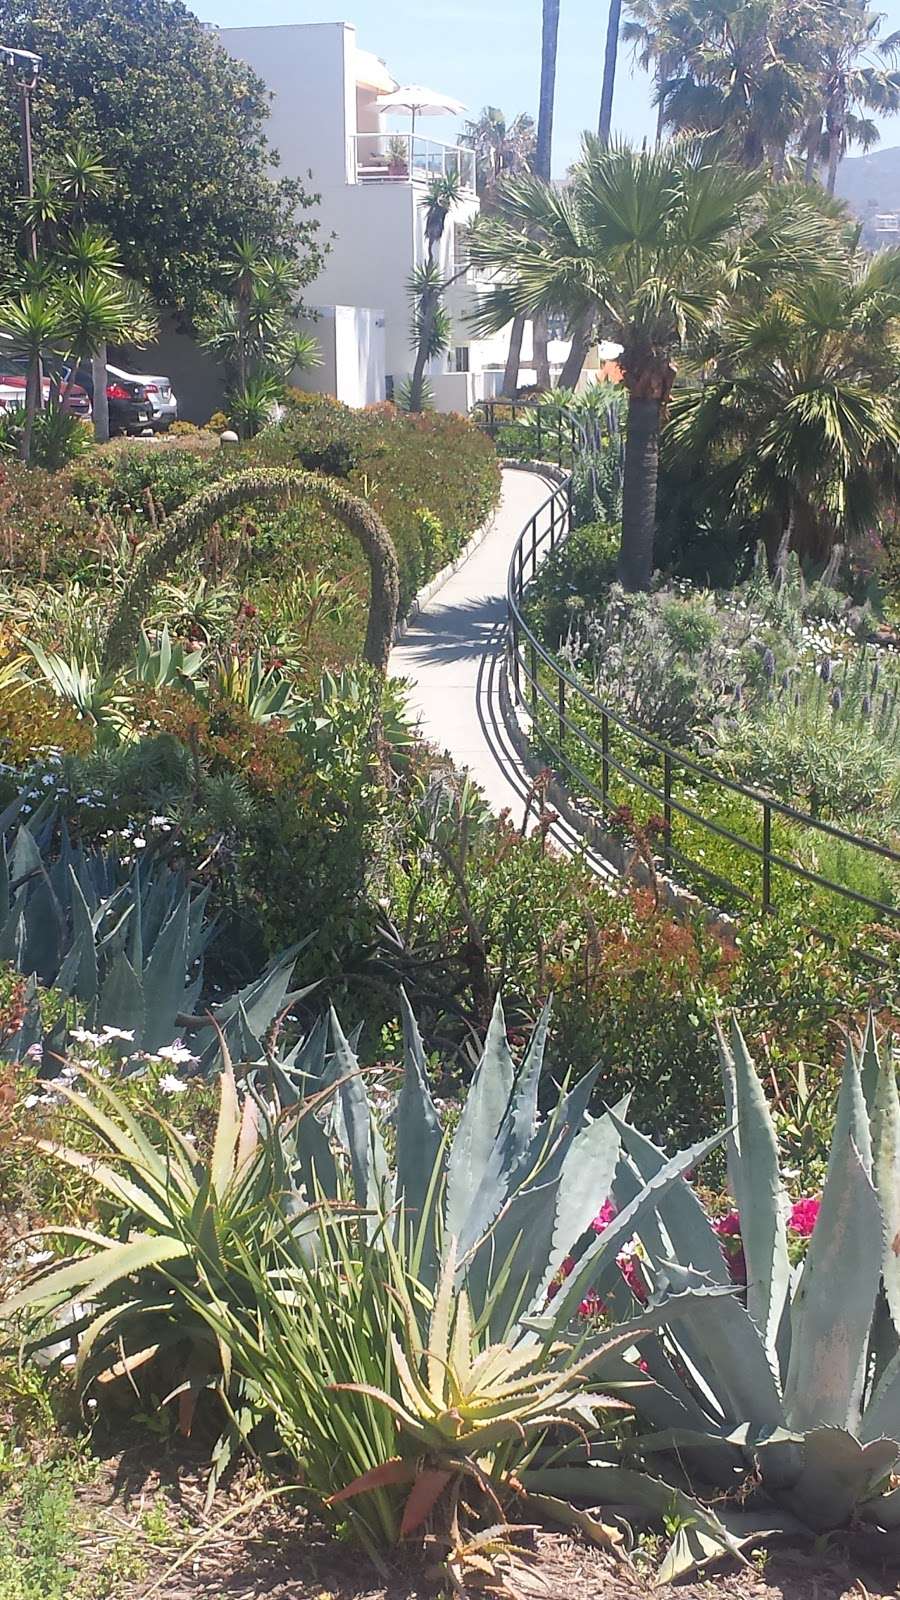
[495,433,900,926]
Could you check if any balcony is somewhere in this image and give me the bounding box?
[350,133,475,193]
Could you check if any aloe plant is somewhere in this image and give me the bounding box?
[562,1016,900,1549]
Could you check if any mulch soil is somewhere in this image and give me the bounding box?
[74,1439,900,1600]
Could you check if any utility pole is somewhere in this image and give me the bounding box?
[1,46,41,261]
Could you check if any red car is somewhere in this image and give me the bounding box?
[0,367,92,418]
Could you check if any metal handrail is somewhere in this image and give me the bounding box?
[504,471,900,922]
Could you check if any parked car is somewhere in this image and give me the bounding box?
[70,366,154,436]
[0,362,91,419]
[107,362,177,430]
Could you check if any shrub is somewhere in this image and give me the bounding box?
[524,520,619,648]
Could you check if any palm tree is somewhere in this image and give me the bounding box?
[623,0,694,145]
[407,173,462,413]
[667,248,900,558]
[201,242,318,435]
[801,1,900,194]
[0,291,67,462]
[469,140,831,588]
[533,0,562,390]
[463,108,537,395]
[649,0,821,173]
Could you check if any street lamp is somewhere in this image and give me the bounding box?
[0,45,41,261]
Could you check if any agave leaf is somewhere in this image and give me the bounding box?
[326,1008,391,1212]
[141,892,190,1051]
[609,1115,731,1287]
[719,1018,791,1371]
[444,993,515,1249]
[858,1485,900,1528]
[428,1241,458,1402]
[783,1135,882,1434]
[871,1048,900,1337]
[395,988,444,1255]
[779,1427,900,1531]
[859,1012,882,1118]
[830,1041,873,1179]
[861,1346,900,1443]
[523,1491,628,1559]
[67,867,98,1004]
[459,1001,551,1259]
[98,951,146,1045]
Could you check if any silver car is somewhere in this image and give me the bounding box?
[107,362,177,431]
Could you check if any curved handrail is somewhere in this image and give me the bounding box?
[504,469,900,922]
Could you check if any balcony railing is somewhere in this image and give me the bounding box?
[350,133,475,192]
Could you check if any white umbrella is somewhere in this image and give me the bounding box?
[375,83,466,145]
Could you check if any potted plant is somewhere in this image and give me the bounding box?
[387,134,409,178]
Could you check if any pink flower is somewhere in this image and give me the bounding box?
[578,1290,606,1320]
[789,1196,820,1238]
[591,1198,617,1234]
[713,1208,741,1237]
[618,1247,648,1304]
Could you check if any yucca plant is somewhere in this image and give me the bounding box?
[0,1055,324,1433]
[565,1017,900,1558]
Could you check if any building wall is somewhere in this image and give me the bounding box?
[296,304,385,408]
[221,22,493,408]
[120,314,226,424]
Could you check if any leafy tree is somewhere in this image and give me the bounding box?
[666,247,900,559]
[469,139,832,588]
[0,0,325,321]
[800,0,900,193]
[462,108,537,395]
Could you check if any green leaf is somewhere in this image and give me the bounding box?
[780,1427,900,1531]
[783,1135,882,1434]
[871,1046,900,1338]
[98,950,146,1044]
[719,1018,790,1371]
[444,993,514,1248]
[395,987,444,1237]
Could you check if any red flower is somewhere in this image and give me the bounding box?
[713,1209,747,1285]
[591,1198,617,1234]
[713,1208,741,1237]
[789,1196,820,1238]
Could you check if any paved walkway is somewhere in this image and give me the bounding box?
[390,467,613,872]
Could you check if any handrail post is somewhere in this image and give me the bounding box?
[601,711,609,810]
[530,640,538,717]
[557,412,563,467]
[511,615,520,701]
[663,750,673,871]
[567,475,575,534]
[549,497,556,547]
[531,515,537,580]
[762,802,772,912]
[536,406,542,460]
[557,674,566,767]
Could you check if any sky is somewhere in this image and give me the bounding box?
[194,0,900,176]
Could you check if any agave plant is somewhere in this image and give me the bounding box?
[0,796,314,1063]
[131,624,206,691]
[561,1017,900,1555]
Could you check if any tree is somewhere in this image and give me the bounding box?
[405,175,462,414]
[666,247,900,559]
[0,0,325,322]
[469,140,831,588]
[462,107,537,396]
[800,0,900,193]
[199,239,319,438]
[533,0,561,390]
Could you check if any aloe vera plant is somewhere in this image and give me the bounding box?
[570,1016,900,1548]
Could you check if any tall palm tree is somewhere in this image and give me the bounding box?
[469,140,831,587]
[801,1,900,193]
[407,173,463,412]
[462,108,537,393]
[0,290,67,462]
[623,0,694,145]
[667,248,900,557]
[533,0,561,390]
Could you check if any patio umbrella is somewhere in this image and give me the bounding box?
[375,84,467,145]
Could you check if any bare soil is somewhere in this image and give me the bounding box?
[76,1440,900,1600]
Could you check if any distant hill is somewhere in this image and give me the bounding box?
[835,146,900,246]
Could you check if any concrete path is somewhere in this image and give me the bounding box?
[390,467,613,872]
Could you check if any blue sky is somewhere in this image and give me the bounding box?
[196,0,900,175]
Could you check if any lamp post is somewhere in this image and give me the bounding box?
[0,46,41,261]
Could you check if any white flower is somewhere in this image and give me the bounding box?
[133,836,147,850]
[70,1027,104,1046]
[25,1042,42,1061]
[158,1073,186,1095]
[22,1093,40,1109]
[100,1026,135,1043]
[156,1042,196,1065]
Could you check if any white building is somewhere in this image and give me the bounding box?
[222,20,517,412]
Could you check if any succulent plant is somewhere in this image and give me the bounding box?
[572,1017,900,1547]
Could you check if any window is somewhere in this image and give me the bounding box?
[454,347,470,374]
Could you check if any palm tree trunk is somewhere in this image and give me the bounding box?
[598,0,622,142]
[533,315,551,390]
[503,312,526,395]
[21,356,39,464]
[558,311,595,391]
[92,343,110,444]
[826,130,842,196]
[536,0,560,181]
[617,392,660,591]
